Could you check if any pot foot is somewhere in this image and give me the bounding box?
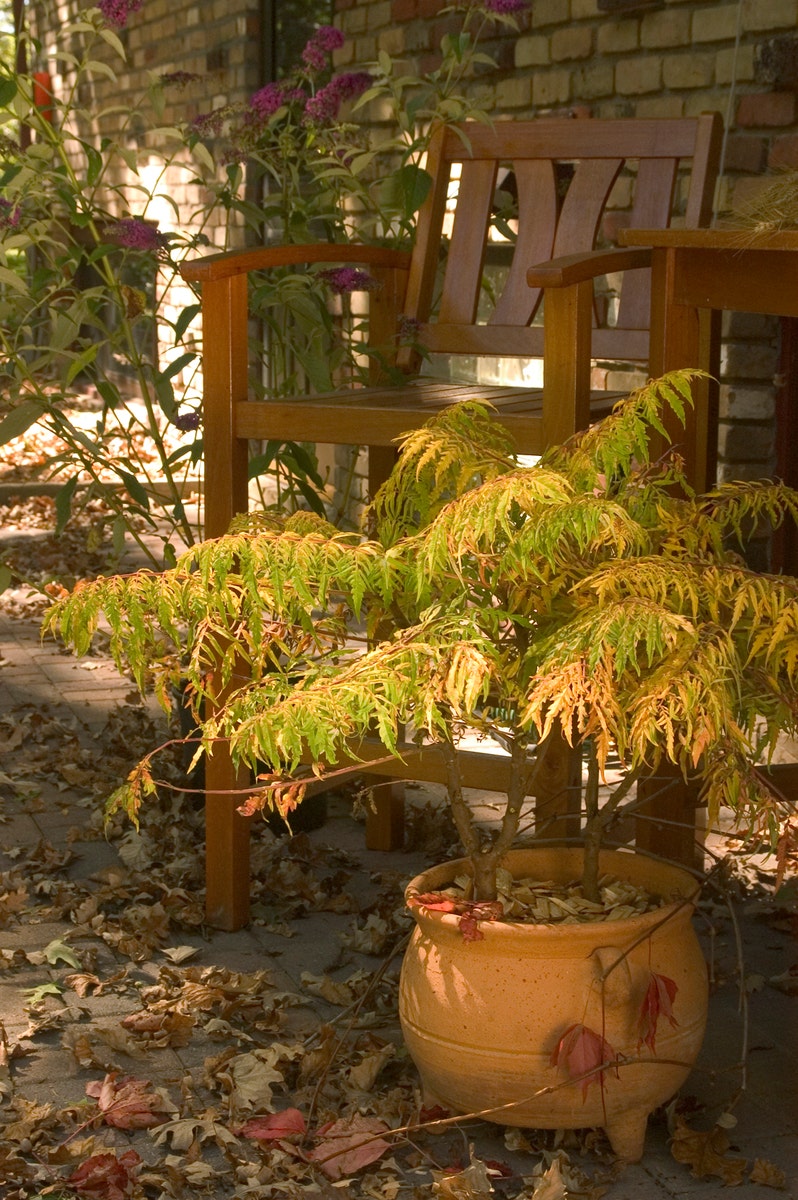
[604,1111,649,1162]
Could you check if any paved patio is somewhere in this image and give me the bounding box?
[0,601,796,1197]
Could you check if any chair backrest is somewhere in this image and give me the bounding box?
[400,114,722,369]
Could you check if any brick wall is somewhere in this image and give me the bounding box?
[335,0,798,491]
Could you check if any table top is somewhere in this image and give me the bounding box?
[619,226,798,251]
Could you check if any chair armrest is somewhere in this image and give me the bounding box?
[527,246,652,289]
[180,242,412,283]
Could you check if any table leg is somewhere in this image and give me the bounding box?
[648,248,720,492]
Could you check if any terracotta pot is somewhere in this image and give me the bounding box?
[399,847,707,1161]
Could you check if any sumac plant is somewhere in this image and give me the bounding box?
[45,371,798,902]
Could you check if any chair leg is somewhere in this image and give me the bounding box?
[634,765,704,869]
[533,724,583,839]
[361,444,407,851]
[365,778,405,851]
[204,742,252,930]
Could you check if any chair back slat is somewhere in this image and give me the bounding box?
[438,158,498,324]
[490,159,558,326]
[616,157,678,330]
[551,158,623,258]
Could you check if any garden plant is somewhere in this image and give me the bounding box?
[0,0,525,572]
[45,370,798,903]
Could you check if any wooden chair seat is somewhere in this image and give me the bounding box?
[180,113,723,929]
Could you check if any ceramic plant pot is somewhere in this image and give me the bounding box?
[399,847,707,1161]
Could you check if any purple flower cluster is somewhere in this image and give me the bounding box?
[0,198,21,230]
[173,410,201,432]
[301,25,345,71]
[249,81,307,122]
[190,109,226,138]
[319,267,378,294]
[98,0,144,29]
[483,0,526,12]
[159,71,203,89]
[108,218,167,253]
[304,72,372,125]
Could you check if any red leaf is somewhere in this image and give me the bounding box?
[637,972,679,1053]
[411,893,460,912]
[85,1072,171,1129]
[411,892,505,942]
[241,1107,307,1141]
[550,1023,618,1101]
[458,912,484,941]
[66,1150,141,1200]
[309,1114,392,1179]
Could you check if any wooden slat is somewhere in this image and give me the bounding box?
[491,159,558,326]
[553,158,623,258]
[616,158,677,331]
[438,159,497,324]
[437,117,717,164]
[201,274,250,539]
[234,394,546,454]
[181,242,411,282]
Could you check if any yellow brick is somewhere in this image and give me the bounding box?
[345,6,368,34]
[570,0,598,16]
[573,63,614,100]
[354,35,377,59]
[378,28,405,55]
[551,26,592,62]
[635,95,685,119]
[615,56,662,95]
[597,20,639,55]
[641,9,691,48]
[532,0,570,28]
[662,53,714,89]
[516,35,550,68]
[495,75,534,110]
[742,0,798,30]
[683,94,725,120]
[715,45,755,85]
[368,2,392,31]
[691,6,740,43]
[531,69,571,108]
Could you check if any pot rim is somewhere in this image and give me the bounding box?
[405,846,701,942]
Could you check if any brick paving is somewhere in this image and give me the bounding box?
[0,604,796,1197]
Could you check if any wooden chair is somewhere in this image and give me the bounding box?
[180,113,723,929]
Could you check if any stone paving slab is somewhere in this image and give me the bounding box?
[0,605,796,1197]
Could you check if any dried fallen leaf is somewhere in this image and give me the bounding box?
[749,1158,788,1189]
[161,943,201,964]
[301,970,361,1006]
[432,1153,495,1198]
[669,1117,748,1184]
[120,1009,195,1047]
[153,1115,240,1152]
[63,972,103,997]
[215,1046,286,1113]
[85,1072,173,1129]
[528,1157,567,1200]
[65,1149,141,1200]
[309,1114,392,1180]
[348,1042,395,1091]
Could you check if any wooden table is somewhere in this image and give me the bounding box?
[617,227,798,859]
[619,227,798,496]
